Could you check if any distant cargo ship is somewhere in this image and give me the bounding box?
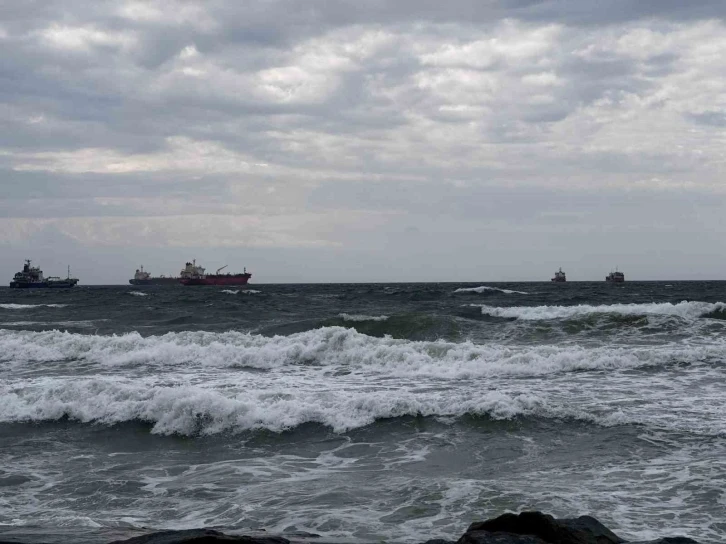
[551,267,566,282]
[129,266,180,286]
[606,269,625,282]
[9,260,79,288]
[178,260,252,286]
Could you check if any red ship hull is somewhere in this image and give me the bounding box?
[180,274,252,286]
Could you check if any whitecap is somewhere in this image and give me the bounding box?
[454,286,528,295]
[474,300,726,320]
[338,313,389,322]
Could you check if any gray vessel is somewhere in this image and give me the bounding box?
[9,260,79,288]
[129,265,180,286]
[606,268,625,282]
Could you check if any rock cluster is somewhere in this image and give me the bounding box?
[0,511,701,544]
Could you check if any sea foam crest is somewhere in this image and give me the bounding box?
[454,286,529,295]
[1,326,722,379]
[338,313,390,322]
[0,378,546,434]
[2,326,726,435]
[128,291,149,297]
[475,301,726,320]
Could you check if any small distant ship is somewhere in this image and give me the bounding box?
[9,260,79,288]
[551,267,567,282]
[129,265,180,286]
[178,260,252,286]
[606,269,625,282]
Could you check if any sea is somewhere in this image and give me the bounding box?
[1,282,725,544]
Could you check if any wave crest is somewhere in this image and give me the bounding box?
[475,301,726,320]
[0,379,545,435]
[338,313,390,322]
[455,286,529,295]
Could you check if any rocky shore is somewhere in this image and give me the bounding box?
[0,511,701,544]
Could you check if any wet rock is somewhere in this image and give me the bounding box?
[627,539,700,544]
[458,530,547,544]
[464,511,623,544]
[109,530,290,544]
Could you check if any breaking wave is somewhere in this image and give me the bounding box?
[455,286,529,295]
[0,304,68,309]
[1,326,722,378]
[128,291,149,297]
[0,380,548,435]
[221,289,239,294]
[2,323,724,436]
[475,301,726,321]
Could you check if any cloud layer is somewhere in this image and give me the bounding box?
[2,1,726,281]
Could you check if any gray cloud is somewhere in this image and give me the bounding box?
[1,1,726,282]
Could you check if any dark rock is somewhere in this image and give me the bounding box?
[109,530,290,544]
[627,539,700,544]
[458,530,547,544]
[285,531,320,538]
[421,539,457,544]
[464,511,624,544]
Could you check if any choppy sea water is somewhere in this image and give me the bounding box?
[1,282,725,544]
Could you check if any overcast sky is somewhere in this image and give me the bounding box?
[2,1,726,283]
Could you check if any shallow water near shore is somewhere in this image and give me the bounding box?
[1,282,725,544]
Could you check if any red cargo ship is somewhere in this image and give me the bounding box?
[178,260,252,286]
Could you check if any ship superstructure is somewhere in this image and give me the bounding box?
[9,260,78,288]
[179,260,252,286]
[551,268,567,282]
[606,269,625,282]
[129,265,179,286]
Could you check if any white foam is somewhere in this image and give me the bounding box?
[0,378,545,434]
[0,320,97,328]
[338,313,389,322]
[4,326,724,377]
[475,300,726,320]
[221,289,261,295]
[128,291,149,297]
[0,304,67,309]
[1,326,725,435]
[3,326,715,377]
[454,286,529,295]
